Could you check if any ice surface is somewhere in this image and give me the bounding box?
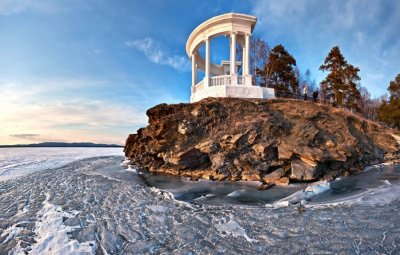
[315,182,400,207]
[120,159,137,173]
[1,223,26,245]
[214,214,257,243]
[0,147,123,182]
[143,173,307,206]
[306,163,400,207]
[226,190,246,197]
[272,181,331,207]
[0,152,400,254]
[30,194,96,255]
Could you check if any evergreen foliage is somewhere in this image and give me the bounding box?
[319,46,361,111]
[378,74,400,129]
[260,44,298,93]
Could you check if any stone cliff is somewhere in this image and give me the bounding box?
[124,98,400,186]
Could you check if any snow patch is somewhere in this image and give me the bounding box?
[273,181,330,207]
[126,166,137,173]
[226,190,246,198]
[1,223,26,244]
[29,195,96,255]
[193,194,215,201]
[272,201,289,208]
[149,186,194,209]
[215,215,257,243]
[147,205,168,213]
[120,158,131,166]
[121,158,137,173]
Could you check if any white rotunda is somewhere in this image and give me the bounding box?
[186,13,275,103]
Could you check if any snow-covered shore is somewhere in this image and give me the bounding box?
[0,147,123,182]
[1,156,400,254]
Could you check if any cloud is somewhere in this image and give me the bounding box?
[0,78,149,145]
[1,96,147,130]
[0,0,59,15]
[0,99,148,145]
[0,78,110,105]
[10,134,40,139]
[252,0,392,44]
[125,37,190,72]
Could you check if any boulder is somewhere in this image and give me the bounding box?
[220,133,245,150]
[278,142,293,160]
[253,143,278,160]
[275,177,290,186]
[290,159,318,181]
[263,168,284,183]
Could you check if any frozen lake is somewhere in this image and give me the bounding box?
[0,147,124,181]
[0,149,400,254]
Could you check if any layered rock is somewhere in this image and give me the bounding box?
[124,98,400,185]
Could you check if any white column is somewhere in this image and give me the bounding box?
[191,52,197,86]
[205,37,210,87]
[244,33,250,76]
[230,32,237,75]
[242,41,246,76]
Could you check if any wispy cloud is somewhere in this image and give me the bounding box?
[0,78,148,145]
[0,99,147,145]
[0,0,59,15]
[10,134,40,139]
[0,78,109,105]
[125,37,190,72]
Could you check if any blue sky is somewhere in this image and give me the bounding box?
[0,0,399,145]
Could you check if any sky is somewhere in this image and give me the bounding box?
[0,0,399,145]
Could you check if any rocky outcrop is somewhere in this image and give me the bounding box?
[124,98,400,185]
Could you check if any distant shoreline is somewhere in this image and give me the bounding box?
[0,142,123,148]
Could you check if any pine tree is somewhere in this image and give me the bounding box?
[388,73,400,101]
[261,44,298,93]
[378,74,400,129]
[319,46,361,110]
